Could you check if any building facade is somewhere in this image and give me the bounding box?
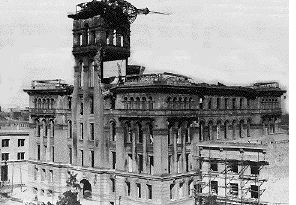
[0,125,29,194]
[24,1,286,205]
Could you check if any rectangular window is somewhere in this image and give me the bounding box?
[211,181,218,195]
[138,154,143,173]
[44,145,47,159]
[247,99,250,108]
[112,151,116,169]
[90,96,94,114]
[137,183,141,198]
[230,183,238,196]
[52,146,54,162]
[91,150,94,168]
[69,147,72,164]
[251,164,260,175]
[217,98,220,109]
[41,169,46,181]
[228,163,238,173]
[2,153,9,161]
[80,123,83,139]
[128,154,133,172]
[49,170,53,182]
[210,162,218,172]
[2,139,9,147]
[37,145,40,160]
[111,178,115,192]
[18,139,25,147]
[90,123,94,140]
[149,156,154,175]
[170,184,174,199]
[147,184,152,199]
[186,153,189,172]
[17,152,25,160]
[168,155,172,174]
[177,154,181,173]
[232,98,236,109]
[250,185,259,198]
[224,98,228,109]
[126,182,131,196]
[81,150,84,166]
[1,165,8,181]
[240,98,244,109]
[34,167,38,180]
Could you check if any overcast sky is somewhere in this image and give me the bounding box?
[0,0,289,111]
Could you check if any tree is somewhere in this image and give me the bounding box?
[55,171,82,205]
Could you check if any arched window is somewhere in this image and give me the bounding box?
[124,97,128,109]
[172,97,177,109]
[84,23,89,45]
[34,99,37,109]
[224,98,228,109]
[51,99,54,109]
[89,62,94,87]
[80,179,92,198]
[199,98,203,109]
[167,97,171,109]
[136,97,141,109]
[217,98,220,109]
[110,121,116,141]
[184,97,188,109]
[179,97,183,109]
[232,98,236,109]
[148,97,153,110]
[208,98,212,110]
[240,98,244,109]
[142,97,147,110]
[130,97,134,109]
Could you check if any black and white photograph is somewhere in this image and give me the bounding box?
[0,0,289,204]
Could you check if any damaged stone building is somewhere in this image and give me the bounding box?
[24,1,286,204]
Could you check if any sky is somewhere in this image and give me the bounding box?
[0,0,289,111]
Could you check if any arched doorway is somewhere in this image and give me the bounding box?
[80,179,92,198]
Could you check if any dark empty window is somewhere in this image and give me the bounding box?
[147,184,152,199]
[90,96,94,114]
[208,98,212,109]
[250,185,259,198]
[210,162,218,172]
[232,98,236,109]
[111,178,115,192]
[230,183,238,196]
[112,151,116,169]
[211,181,218,195]
[2,153,9,161]
[217,98,220,109]
[240,98,244,109]
[91,150,94,168]
[37,145,40,160]
[90,123,94,140]
[2,139,9,147]
[251,164,260,175]
[126,182,131,196]
[229,163,238,173]
[17,152,25,160]
[224,98,228,109]
[18,139,25,147]
[137,183,141,198]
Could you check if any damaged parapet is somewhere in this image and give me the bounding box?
[31,79,70,90]
[195,142,269,205]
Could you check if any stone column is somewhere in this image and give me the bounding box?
[182,125,186,173]
[46,120,52,161]
[142,122,148,174]
[93,48,108,168]
[173,125,178,174]
[115,125,125,171]
[72,64,81,165]
[208,124,213,141]
[200,123,204,141]
[41,119,46,161]
[153,127,169,175]
[130,122,136,172]
[83,63,90,167]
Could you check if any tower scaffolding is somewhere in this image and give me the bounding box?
[195,142,269,205]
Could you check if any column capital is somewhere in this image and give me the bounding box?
[83,65,89,72]
[74,66,81,73]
